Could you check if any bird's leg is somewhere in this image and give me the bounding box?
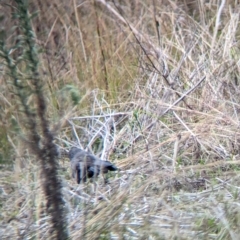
[103,173,109,184]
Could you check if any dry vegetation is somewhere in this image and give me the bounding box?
[1,0,240,239]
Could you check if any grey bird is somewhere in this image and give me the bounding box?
[69,147,118,183]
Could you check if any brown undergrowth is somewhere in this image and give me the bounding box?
[1,0,240,239]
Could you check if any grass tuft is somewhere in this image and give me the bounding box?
[1,0,240,239]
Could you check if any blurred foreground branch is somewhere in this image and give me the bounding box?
[0,1,68,239]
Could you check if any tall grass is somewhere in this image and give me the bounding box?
[1,0,240,239]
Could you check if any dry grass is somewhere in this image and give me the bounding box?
[1,0,240,239]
